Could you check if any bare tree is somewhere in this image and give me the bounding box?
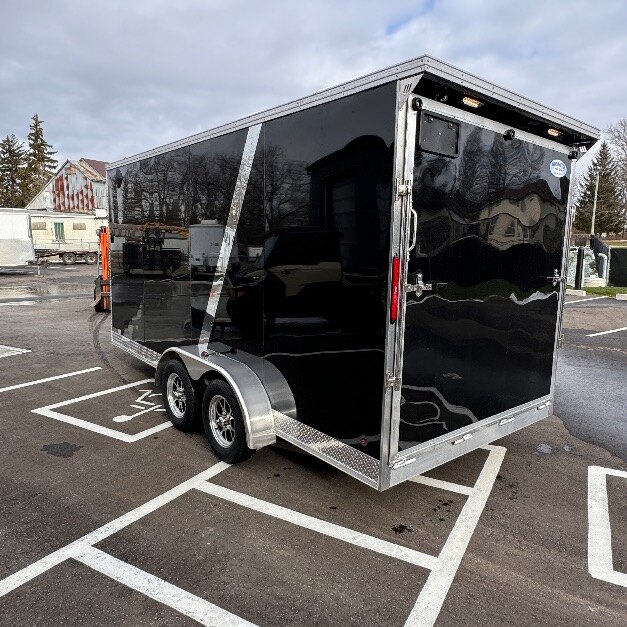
[606,119,627,234]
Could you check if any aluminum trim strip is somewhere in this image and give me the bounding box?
[386,405,547,488]
[395,396,551,462]
[199,124,262,349]
[107,55,599,170]
[273,411,380,488]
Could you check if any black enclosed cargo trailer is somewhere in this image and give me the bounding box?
[107,55,599,490]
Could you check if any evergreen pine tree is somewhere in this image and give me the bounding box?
[0,134,27,207]
[574,142,623,234]
[23,114,57,204]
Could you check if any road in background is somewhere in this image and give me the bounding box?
[557,296,627,461]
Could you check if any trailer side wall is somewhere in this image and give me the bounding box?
[109,83,397,459]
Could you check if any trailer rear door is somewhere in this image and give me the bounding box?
[391,103,572,458]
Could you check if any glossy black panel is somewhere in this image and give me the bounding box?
[399,121,569,449]
[109,147,192,351]
[187,130,251,343]
[260,84,397,458]
[199,130,266,358]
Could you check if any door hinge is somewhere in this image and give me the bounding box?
[452,433,473,445]
[391,455,416,469]
[557,335,564,349]
[386,372,402,390]
[406,272,433,296]
[396,179,411,198]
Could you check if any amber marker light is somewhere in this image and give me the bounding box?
[547,128,561,137]
[462,96,483,108]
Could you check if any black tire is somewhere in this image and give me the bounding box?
[161,360,197,432]
[202,379,252,463]
[85,252,97,264]
[62,252,76,265]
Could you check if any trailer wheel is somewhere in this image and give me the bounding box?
[62,252,76,265]
[202,380,252,463]
[85,252,97,264]
[162,360,197,432]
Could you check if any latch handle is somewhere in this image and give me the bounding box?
[545,268,565,287]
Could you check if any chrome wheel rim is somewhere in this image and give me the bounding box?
[166,373,186,418]
[208,395,235,448]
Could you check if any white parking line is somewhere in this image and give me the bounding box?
[31,379,172,442]
[588,466,627,588]
[0,448,504,626]
[565,296,608,305]
[586,326,627,337]
[0,367,101,394]
[72,544,254,627]
[195,481,439,570]
[0,462,229,598]
[410,475,475,496]
[0,345,31,359]
[405,445,506,626]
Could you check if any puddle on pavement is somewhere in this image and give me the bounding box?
[0,283,92,298]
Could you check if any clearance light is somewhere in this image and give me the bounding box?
[390,256,400,323]
[547,128,561,137]
[462,96,483,109]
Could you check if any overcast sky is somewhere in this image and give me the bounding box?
[1,0,625,171]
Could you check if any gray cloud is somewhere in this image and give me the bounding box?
[0,0,623,169]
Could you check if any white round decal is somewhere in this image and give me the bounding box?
[550,159,567,178]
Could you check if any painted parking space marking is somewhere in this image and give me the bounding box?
[31,379,172,442]
[0,345,31,359]
[0,462,229,599]
[410,475,475,496]
[0,449,504,625]
[587,326,627,337]
[195,481,439,569]
[565,296,608,305]
[72,545,254,627]
[588,466,627,588]
[405,445,505,626]
[0,367,102,394]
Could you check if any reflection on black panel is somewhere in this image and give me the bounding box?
[261,84,397,459]
[110,85,397,459]
[109,146,191,352]
[399,123,569,450]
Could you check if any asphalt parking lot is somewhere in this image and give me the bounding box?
[0,266,625,626]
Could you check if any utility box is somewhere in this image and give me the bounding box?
[107,55,599,489]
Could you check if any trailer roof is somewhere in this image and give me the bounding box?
[108,54,600,169]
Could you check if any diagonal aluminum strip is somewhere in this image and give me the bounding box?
[200,124,262,350]
[273,411,380,486]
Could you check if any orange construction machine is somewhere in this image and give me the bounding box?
[93,226,110,312]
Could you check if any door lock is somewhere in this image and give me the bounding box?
[546,268,566,287]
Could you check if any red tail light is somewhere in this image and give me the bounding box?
[390,256,400,323]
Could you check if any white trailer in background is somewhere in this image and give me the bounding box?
[189,220,239,274]
[0,210,36,271]
[29,211,107,264]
